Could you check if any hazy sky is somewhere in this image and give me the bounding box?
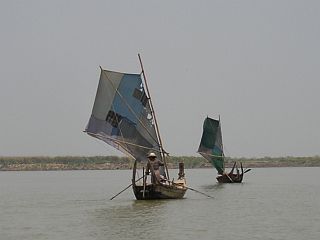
[1,0,319,157]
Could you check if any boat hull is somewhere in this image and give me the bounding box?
[132,182,187,200]
[216,161,247,183]
[216,173,243,183]
[132,159,187,200]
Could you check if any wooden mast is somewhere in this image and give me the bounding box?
[219,114,225,171]
[138,54,170,179]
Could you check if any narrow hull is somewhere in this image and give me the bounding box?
[216,173,243,183]
[132,182,187,200]
[216,161,248,183]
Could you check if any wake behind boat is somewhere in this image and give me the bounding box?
[85,54,187,199]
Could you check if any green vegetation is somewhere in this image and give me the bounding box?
[0,155,320,171]
[0,156,132,171]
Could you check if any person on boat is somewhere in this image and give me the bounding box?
[236,167,240,179]
[146,152,165,184]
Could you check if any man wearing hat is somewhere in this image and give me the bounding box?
[146,152,164,184]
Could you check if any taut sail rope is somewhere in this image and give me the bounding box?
[88,132,162,153]
[197,151,225,158]
[100,67,161,150]
[110,103,135,157]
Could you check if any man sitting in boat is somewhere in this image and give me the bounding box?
[145,152,165,184]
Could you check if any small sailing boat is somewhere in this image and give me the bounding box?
[85,54,187,199]
[198,116,250,183]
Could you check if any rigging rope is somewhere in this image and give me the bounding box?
[86,132,162,153]
[100,68,161,153]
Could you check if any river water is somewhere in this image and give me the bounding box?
[0,167,319,240]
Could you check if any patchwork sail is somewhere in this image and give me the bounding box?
[85,56,188,200]
[85,68,161,162]
[198,117,224,174]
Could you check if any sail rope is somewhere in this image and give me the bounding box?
[138,54,169,179]
[217,116,224,156]
[85,131,137,167]
[110,103,136,157]
[100,68,161,152]
[197,151,225,158]
[87,132,162,153]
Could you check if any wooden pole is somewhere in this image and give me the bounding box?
[219,114,226,171]
[138,54,170,179]
[185,186,214,199]
[143,167,146,199]
[110,176,144,200]
[164,179,214,198]
[226,173,234,183]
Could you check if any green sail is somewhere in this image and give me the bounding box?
[198,117,224,174]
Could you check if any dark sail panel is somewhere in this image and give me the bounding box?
[198,117,224,174]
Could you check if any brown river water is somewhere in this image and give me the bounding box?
[0,167,319,240]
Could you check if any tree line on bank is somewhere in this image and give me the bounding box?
[0,155,320,171]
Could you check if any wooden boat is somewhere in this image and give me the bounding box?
[216,162,244,183]
[85,54,187,199]
[198,116,250,183]
[132,160,187,200]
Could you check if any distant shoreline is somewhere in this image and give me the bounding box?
[1,156,320,171]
